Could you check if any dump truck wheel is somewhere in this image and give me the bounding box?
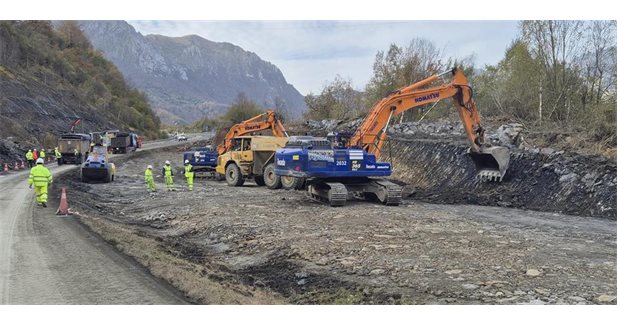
[105,169,112,183]
[263,163,282,189]
[281,176,304,190]
[254,175,266,186]
[225,163,244,187]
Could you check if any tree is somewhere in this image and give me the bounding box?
[273,96,290,122]
[303,76,366,120]
[365,39,446,104]
[56,21,91,50]
[581,21,617,108]
[521,20,586,122]
[474,40,543,121]
[222,93,263,125]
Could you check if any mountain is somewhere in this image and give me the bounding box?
[78,21,306,125]
[0,21,162,161]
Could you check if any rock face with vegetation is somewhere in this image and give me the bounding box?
[0,21,162,161]
[78,20,306,124]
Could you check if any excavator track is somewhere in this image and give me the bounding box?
[306,182,348,207]
[370,179,402,206]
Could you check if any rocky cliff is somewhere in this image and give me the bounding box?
[78,21,306,124]
[0,21,162,162]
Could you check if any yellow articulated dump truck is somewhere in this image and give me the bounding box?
[215,136,289,189]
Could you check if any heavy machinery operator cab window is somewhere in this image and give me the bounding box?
[242,138,251,151]
[232,138,242,151]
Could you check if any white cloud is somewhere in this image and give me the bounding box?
[128,20,519,95]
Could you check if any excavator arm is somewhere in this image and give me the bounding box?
[69,118,82,133]
[217,110,288,155]
[350,67,510,181]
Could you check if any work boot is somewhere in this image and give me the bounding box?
[41,202,47,208]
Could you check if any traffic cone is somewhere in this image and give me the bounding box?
[56,187,71,215]
[2,163,8,173]
[14,162,19,171]
[21,161,25,169]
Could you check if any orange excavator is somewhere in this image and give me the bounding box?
[216,110,288,155]
[350,67,510,181]
[274,67,510,206]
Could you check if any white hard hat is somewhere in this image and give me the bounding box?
[147,165,153,169]
[184,159,189,164]
[165,160,170,165]
[36,158,44,164]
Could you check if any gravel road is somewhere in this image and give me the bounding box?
[0,134,210,304]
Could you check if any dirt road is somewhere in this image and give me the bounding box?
[58,147,617,304]
[0,134,210,304]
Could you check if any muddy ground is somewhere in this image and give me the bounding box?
[52,146,617,305]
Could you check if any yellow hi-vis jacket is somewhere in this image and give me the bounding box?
[55,148,62,158]
[26,151,34,160]
[40,151,46,158]
[145,168,153,181]
[28,165,53,186]
[184,164,193,176]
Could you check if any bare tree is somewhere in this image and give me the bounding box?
[581,21,617,108]
[521,20,585,121]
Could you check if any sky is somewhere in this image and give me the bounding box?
[128,21,520,96]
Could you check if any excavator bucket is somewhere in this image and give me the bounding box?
[468,146,510,182]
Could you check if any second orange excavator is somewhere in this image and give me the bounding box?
[216,110,288,155]
[275,67,510,206]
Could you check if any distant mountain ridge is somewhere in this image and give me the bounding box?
[0,21,162,161]
[78,21,306,124]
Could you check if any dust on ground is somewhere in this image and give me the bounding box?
[53,146,617,305]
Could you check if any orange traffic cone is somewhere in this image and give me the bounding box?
[20,161,25,169]
[14,162,19,171]
[56,187,71,215]
[2,163,8,173]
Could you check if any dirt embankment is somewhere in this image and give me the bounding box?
[52,146,617,305]
[389,138,617,219]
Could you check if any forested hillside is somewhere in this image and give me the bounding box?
[0,21,162,155]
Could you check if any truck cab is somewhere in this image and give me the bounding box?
[57,133,92,165]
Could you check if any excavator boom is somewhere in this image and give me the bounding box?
[217,110,288,155]
[350,67,510,181]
